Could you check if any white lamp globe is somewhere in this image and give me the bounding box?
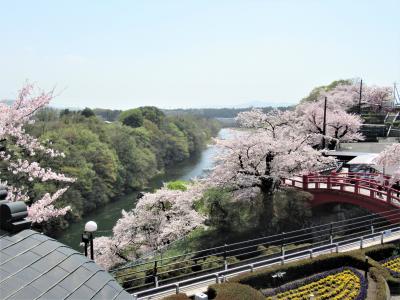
[85,221,98,233]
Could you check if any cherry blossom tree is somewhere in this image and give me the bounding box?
[374,143,400,184]
[363,86,393,113]
[94,184,205,270]
[316,82,393,113]
[0,83,75,223]
[297,100,364,149]
[205,110,336,221]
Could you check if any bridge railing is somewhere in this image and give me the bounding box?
[283,173,400,206]
[111,208,400,294]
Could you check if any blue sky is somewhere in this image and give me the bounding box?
[1,0,399,109]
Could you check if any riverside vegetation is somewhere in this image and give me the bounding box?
[22,106,220,234]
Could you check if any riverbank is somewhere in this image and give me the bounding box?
[59,128,230,249]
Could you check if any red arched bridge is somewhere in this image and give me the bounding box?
[283,172,400,223]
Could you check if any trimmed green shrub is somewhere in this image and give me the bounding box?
[157,260,195,280]
[364,244,397,261]
[115,269,146,288]
[162,293,190,300]
[208,282,264,300]
[370,267,390,300]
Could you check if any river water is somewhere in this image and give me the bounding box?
[59,128,231,249]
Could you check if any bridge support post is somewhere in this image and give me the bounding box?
[360,237,363,249]
[354,181,359,194]
[175,283,180,294]
[381,232,384,245]
[250,264,254,272]
[309,249,313,259]
[387,189,392,203]
[335,243,339,253]
[132,294,138,300]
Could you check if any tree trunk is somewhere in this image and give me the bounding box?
[258,177,279,233]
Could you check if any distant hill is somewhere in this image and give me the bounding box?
[163,105,295,119]
[0,99,15,106]
[233,100,295,108]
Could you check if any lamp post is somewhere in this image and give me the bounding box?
[82,221,97,260]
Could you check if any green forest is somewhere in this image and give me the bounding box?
[22,106,220,233]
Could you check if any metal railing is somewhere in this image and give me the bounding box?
[111,208,400,296]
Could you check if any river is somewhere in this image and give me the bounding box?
[59,128,231,249]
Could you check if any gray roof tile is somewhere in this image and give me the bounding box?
[30,250,66,272]
[58,266,93,291]
[31,240,63,256]
[57,246,78,256]
[7,285,42,300]
[30,233,51,242]
[14,266,41,282]
[1,259,20,273]
[0,238,13,249]
[58,254,88,272]
[38,285,70,299]
[0,230,132,300]
[0,276,26,298]
[0,252,11,263]
[31,267,69,292]
[66,284,96,300]
[0,267,10,278]
[2,237,39,256]
[91,284,119,300]
[84,271,111,291]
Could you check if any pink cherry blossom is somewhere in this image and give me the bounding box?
[374,143,400,184]
[1,83,75,223]
[94,184,205,269]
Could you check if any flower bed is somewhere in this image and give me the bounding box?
[264,267,367,300]
[381,255,400,278]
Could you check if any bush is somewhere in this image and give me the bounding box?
[369,267,390,300]
[162,293,190,300]
[157,260,195,280]
[364,244,397,261]
[115,269,146,289]
[166,180,188,191]
[207,282,264,300]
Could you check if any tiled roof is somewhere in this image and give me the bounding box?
[0,229,132,300]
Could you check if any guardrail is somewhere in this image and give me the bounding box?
[111,208,400,296]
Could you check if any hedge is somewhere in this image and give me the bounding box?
[162,293,190,300]
[369,267,391,300]
[207,282,264,300]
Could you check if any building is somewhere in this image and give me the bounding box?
[0,195,132,300]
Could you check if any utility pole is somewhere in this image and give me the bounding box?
[358,79,363,114]
[322,96,327,149]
